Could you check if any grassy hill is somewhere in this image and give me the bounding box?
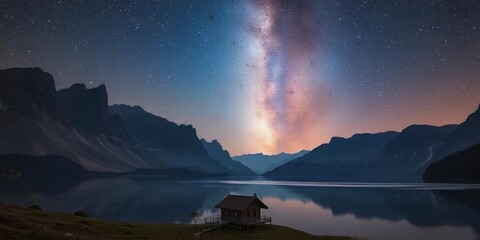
[0,204,359,240]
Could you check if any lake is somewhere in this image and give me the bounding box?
[2,177,480,240]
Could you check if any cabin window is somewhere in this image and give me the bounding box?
[225,210,228,215]
[247,209,250,217]
[234,211,238,217]
[253,209,256,217]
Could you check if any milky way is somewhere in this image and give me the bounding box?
[249,0,330,154]
[1,1,480,155]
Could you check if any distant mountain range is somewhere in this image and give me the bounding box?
[200,139,256,176]
[1,67,479,182]
[266,104,480,182]
[0,67,249,177]
[232,150,309,174]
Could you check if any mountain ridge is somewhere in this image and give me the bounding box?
[0,67,234,176]
[265,121,471,181]
[232,150,309,174]
[2,67,479,181]
[201,138,256,176]
[423,142,480,183]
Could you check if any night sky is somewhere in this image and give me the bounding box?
[1,0,480,155]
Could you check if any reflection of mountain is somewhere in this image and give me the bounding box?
[194,180,480,237]
[3,176,480,236]
[2,178,215,223]
[296,187,480,234]
[0,154,100,194]
[0,177,308,224]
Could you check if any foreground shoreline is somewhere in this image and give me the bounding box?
[0,204,359,240]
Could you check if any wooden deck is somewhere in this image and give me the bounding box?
[205,215,222,229]
[205,215,272,230]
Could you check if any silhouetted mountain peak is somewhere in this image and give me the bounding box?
[351,131,398,139]
[201,138,256,175]
[404,124,456,134]
[384,124,457,153]
[57,83,109,134]
[329,136,346,144]
[69,83,86,90]
[316,131,399,154]
[434,103,480,160]
[68,83,106,93]
[109,104,211,158]
[465,104,480,123]
[111,104,172,126]
[179,123,195,131]
[201,139,226,154]
[0,68,233,174]
[0,67,59,119]
[131,105,146,112]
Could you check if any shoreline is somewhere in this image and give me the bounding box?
[0,204,359,240]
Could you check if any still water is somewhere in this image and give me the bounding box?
[2,177,480,240]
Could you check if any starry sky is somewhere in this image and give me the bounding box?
[1,0,480,155]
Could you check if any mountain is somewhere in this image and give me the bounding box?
[0,68,146,172]
[424,143,480,183]
[232,150,309,174]
[3,67,479,180]
[422,105,480,183]
[58,83,111,135]
[434,104,480,160]
[0,68,60,120]
[374,124,457,178]
[108,104,228,173]
[0,154,95,179]
[384,125,457,154]
[266,125,459,181]
[0,67,229,175]
[0,154,109,194]
[266,105,480,182]
[295,132,399,165]
[200,139,256,176]
[264,132,399,180]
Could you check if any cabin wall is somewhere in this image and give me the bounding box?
[220,208,242,223]
[242,202,261,222]
[219,202,263,224]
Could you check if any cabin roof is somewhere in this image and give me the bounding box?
[215,194,268,211]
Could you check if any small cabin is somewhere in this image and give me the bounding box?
[215,193,269,225]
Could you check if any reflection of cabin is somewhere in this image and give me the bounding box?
[214,193,271,229]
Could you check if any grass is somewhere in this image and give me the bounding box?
[0,204,361,240]
[202,225,359,240]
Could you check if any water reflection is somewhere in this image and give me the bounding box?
[1,177,480,240]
